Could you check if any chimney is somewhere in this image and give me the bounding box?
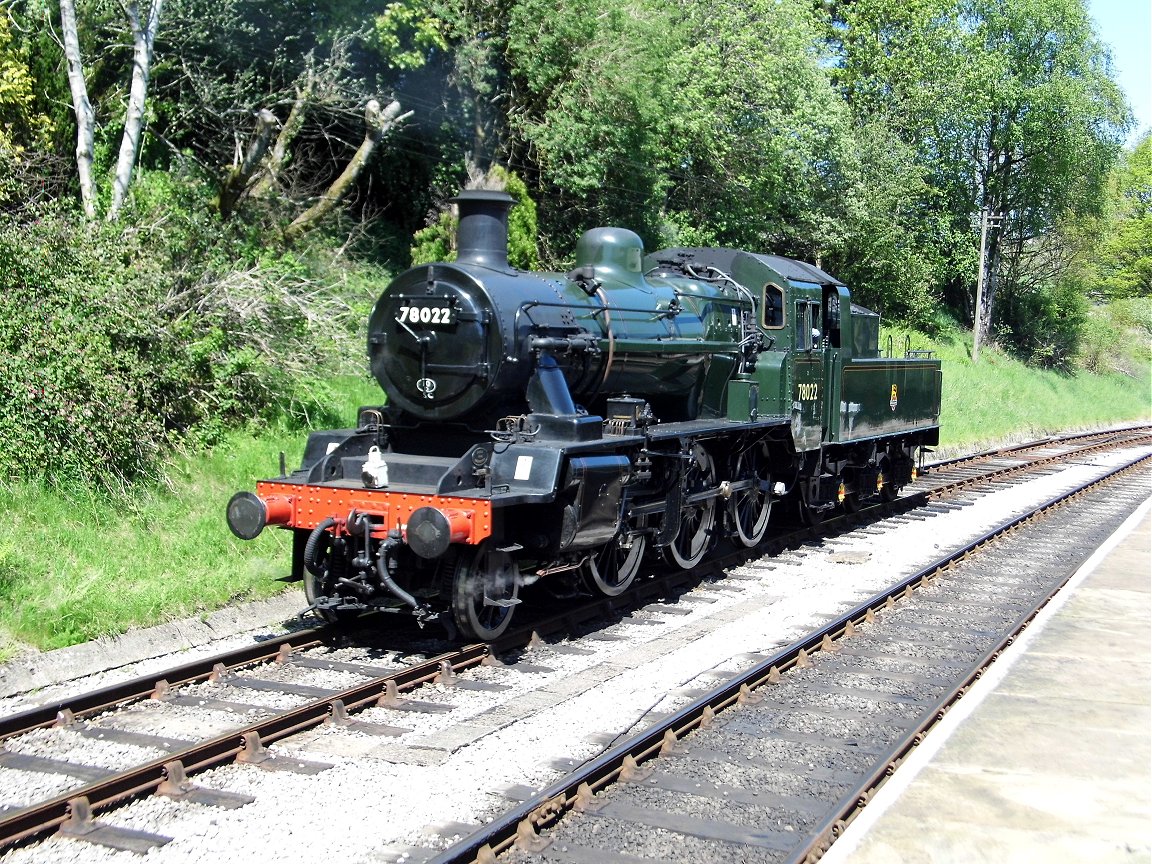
[451,189,515,270]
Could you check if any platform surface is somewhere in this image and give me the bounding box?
[824,500,1152,864]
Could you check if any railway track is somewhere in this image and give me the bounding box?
[919,424,1151,492]
[422,448,1152,864]
[0,427,1147,859]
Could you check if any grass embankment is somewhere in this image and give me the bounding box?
[0,376,381,659]
[0,325,1148,660]
[892,319,1151,454]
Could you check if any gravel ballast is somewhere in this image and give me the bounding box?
[0,445,1148,864]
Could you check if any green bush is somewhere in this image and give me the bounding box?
[411,167,541,269]
[1079,297,1152,376]
[997,277,1088,370]
[0,218,163,486]
[411,209,456,266]
[0,199,374,491]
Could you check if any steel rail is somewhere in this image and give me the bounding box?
[0,429,1144,852]
[423,450,1152,864]
[0,627,329,741]
[923,423,1151,472]
[790,430,1152,545]
[917,431,1152,495]
[0,644,490,849]
[785,451,1152,864]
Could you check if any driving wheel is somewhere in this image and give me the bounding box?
[451,540,520,641]
[729,442,772,547]
[584,524,647,596]
[666,443,717,569]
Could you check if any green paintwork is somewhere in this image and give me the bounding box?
[836,360,941,442]
[667,248,941,453]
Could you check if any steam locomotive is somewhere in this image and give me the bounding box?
[227,190,942,640]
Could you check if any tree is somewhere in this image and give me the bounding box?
[504,0,851,254]
[831,0,1130,358]
[58,0,96,217]
[283,98,410,242]
[107,0,163,220]
[1093,132,1152,299]
[48,0,395,225]
[213,36,367,219]
[824,120,950,325]
[0,12,55,208]
[217,109,279,220]
[374,0,509,170]
[657,0,852,255]
[151,5,420,235]
[58,0,163,220]
[963,0,1129,357]
[505,0,677,241]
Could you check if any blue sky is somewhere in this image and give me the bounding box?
[1088,0,1151,144]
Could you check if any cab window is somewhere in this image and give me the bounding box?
[822,289,841,348]
[761,283,785,329]
[795,303,812,349]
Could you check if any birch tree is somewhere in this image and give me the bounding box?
[57,0,162,220]
[59,0,96,218]
[107,0,163,221]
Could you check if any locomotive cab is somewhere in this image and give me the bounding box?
[647,246,940,517]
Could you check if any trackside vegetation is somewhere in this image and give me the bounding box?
[0,330,1147,659]
[0,376,380,657]
[0,0,1149,656]
[897,315,1150,451]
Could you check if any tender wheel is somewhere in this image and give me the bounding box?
[798,494,824,527]
[729,442,772,547]
[583,526,647,597]
[451,540,520,641]
[878,463,900,502]
[666,444,717,569]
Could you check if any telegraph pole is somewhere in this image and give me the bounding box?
[972,208,1003,363]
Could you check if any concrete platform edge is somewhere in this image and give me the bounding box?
[819,494,1152,864]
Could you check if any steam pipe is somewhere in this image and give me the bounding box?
[303,517,336,576]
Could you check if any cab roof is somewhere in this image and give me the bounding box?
[646,247,845,288]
